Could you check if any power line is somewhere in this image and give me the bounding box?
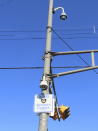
[0,67,42,69]
[0,28,93,32]
[0,30,97,41]
[0,37,45,40]
[55,28,91,31]
[55,28,98,32]
[0,28,98,41]
[60,36,98,40]
[0,30,45,32]
[52,28,98,74]
[0,66,91,70]
[0,32,95,35]
[60,32,94,35]
[0,27,97,33]
[0,36,98,40]
[0,34,14,36]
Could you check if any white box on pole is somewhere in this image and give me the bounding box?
[34,94,55,115]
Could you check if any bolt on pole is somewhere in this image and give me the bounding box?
[38,0,54,131]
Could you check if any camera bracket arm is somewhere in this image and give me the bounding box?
[53,7,67,20]
[53,7,65,14]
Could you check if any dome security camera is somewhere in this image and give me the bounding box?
[40,80,48,90]
[60,12,67,20]
[40,76,48,90]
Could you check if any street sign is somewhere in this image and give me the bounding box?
[34,94,55,115]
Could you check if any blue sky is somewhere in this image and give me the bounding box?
[0,0,98,131]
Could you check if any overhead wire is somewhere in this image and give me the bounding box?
[0,67,42,69]
[54,27,98,32]
[0,28,97,72]
[0,27,97,32]
[58,32,94,35]
[0,34,14,36]
[0,28,92,32]
[0,33,98,40]
[55,28,92,31]
[1,36,98,40]
[0,38,45,40]
[52,28,98,74]
[60,36,98,40]
[0,27,98,40]
[0,30,45,32]
[0,66,91,70]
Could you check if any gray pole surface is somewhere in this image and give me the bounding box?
[38,0,53,131]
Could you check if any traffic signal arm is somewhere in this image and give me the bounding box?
[50,66,98,78]
[49,50,98,56]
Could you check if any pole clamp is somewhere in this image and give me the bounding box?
[46,26,52,31]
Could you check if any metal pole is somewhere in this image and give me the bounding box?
[91,52,95,66]
[50,66,98,78]
[38,0,53,131]
[49,50,98,56]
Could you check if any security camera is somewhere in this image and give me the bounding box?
[60,12,67,20]
[40,80,48,90]
[40,76,48,90]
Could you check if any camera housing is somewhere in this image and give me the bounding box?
[40,76,48,90]
[60,12,67,20]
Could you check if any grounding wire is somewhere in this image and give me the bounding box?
[50,62,61,121]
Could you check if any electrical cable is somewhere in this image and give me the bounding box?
[59,32,94,35]
[0,37,46,40]
[50,62,61,121]
[62,36,98,39]
[55,28,98,32]
[0,29,91,32]
[50,66,58,103]
[0,30,45,32]
[0,27,97,33]
[0,66,91,70]
[0,67,43,69]
[52,28,98,74]
[0,35,14,36]
[0,29,98,40]
[1,36,98,40]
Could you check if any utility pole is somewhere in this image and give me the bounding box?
[38,0,54,131]
[34,1,98,131]
[38,0,67,130]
